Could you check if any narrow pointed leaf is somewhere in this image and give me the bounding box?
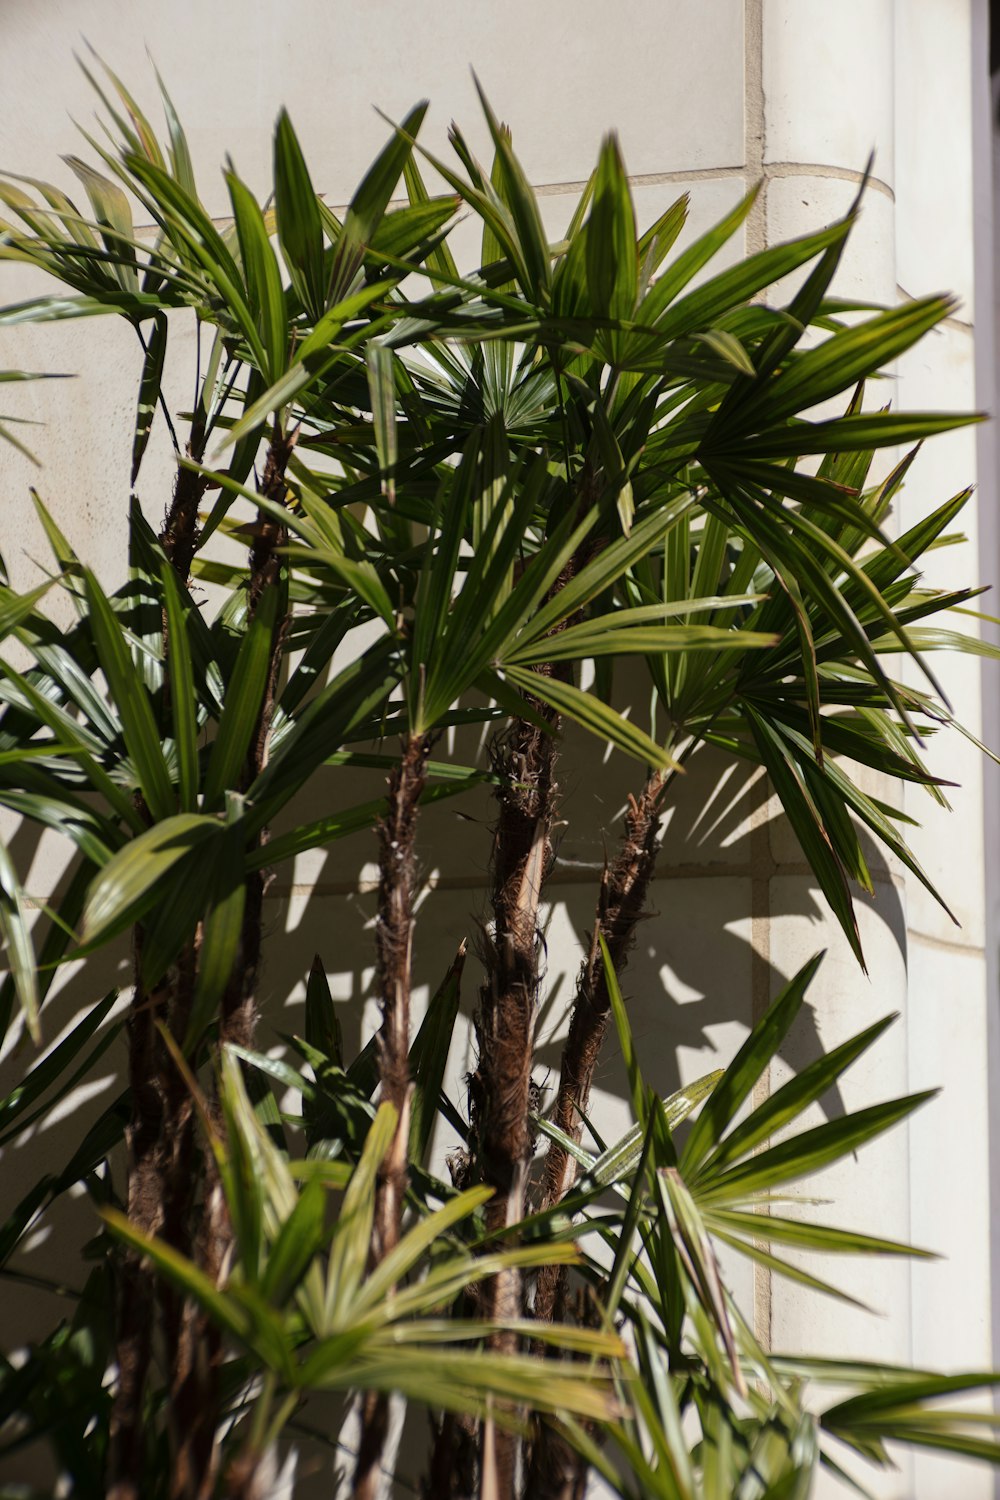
[408,941,466,1164]
[696,1013,897,1181]
[84,569,174,820]
[701,1090,937,1202]
[503,666,676,769]
[0,841,39,1041]
[160,563,200,811]
[82,813,221,944]
[274,109,326,320]
[132,314,167,483]
[203,583,280,809]
[682,953,824,1173]
[184,825,247,1051]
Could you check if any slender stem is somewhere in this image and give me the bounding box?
[159,413,208,582]
[0,1267,82,1298]
[193,318,202,418]
[203,357,241,447]
[469,693,561,1500]
[426,1412,478,1500]
[166,422,295,1500]
[475,702,559,1240]
[108,935,168,1500]
[372,731,432,1256]
[354,732,432,1500]
[533,769,667,1325]
[524,769,669,1500]
[218,419,295,1058]
[134,323,181,459]
[248,1372,277,1453]
[467,506,593,1500]
[262,1392,299,1453]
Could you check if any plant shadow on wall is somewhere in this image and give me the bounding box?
[0,56,997,1500]
[0,766,889,1500]
[264,735,894,1126]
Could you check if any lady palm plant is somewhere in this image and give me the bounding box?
[0,57,998,1500]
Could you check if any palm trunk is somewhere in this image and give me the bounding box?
[159,406,207,584]
[534,769,667,1316]
[524,770,666,1500]
[425,1412,477,1500]
[107,947,168,1498]
[354,732,431,1500]
[112,424,293,1499]
[472,694,561,1500]
[469,519,592,1500]
[110,411,214,1495]
[199,423,294,1491]
[475,701,559,1262]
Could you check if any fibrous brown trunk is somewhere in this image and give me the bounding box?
[108,950,168,1499]
[221,420,295,1060]
[470,694,561,1500]
[533,769,665,1326]
[523,1286,604,1500]
[112,423,293,1500]
[353,732,431,1500]
[475,702,559,1260]
[110,409,213,1496]
[160,945,216,1500]
[194,422,294,1483]
[159,407,207,584]
[425,1412,477,1500]
[468,519,594,1500]
[524,770,666,1500]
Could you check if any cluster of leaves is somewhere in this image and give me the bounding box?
[0,56,998,1499]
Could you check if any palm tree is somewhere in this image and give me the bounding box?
[0,60,998,1500]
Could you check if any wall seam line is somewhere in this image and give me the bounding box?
[744,0,772,1357]
[744,0,766,258]
[906,930,986,958]
[261,860,906,900]
[126,167,892,239]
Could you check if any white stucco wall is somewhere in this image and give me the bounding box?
[0,4,996,1497]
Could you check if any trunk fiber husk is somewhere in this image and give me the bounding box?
[525,771,665,1500]
[354,733,432,1500]
[112,427,292,1499]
